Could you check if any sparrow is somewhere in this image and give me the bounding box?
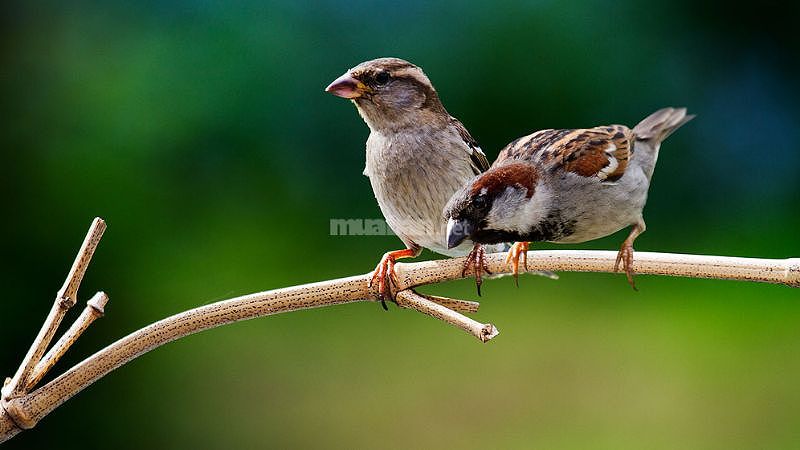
[444,107,694,289]
[325,57,494,306]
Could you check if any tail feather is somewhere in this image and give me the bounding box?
[633,107,694,143]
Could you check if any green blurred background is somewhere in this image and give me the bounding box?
[2,0,799,448]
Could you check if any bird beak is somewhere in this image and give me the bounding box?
[325,72,370,99]
[446,218,473,249]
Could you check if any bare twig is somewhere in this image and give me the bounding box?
[396,290,498,342]
[57,218,106,305]
[26,292,109,390]
[1,218,105,400]
[391,251,800,289]
[1,218,798,443]
[413,292,480,314]
[4,274,373,435]
[0,407,20,444]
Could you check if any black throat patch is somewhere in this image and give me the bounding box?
[471,211,576,244]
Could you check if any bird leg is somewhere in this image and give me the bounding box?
[505,242,530,287]
[614,221,646,290]
[369,246,422,309]
[462,243,493,296]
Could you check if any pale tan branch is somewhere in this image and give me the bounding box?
[4,275,373,435]
[26,292,109,391]
[1,219,797,444]
[413,292,480,314]
[0,406,20,443]
[392,250,800,290]
[1,218,106,400]
[58,218,106,305]
[396,290,498,342]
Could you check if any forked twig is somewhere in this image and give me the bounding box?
[1,218,105,400]
[1,218,798,443]
[396,290,498,342]
[26,292,109,390]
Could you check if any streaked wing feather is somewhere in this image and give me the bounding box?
[496,125,634,182]
[450,116,489,174]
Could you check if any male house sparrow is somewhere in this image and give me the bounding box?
[444,107,694,289]
[325,57,493,305]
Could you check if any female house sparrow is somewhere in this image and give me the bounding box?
[444,107,694,289]
[325,58,492,305]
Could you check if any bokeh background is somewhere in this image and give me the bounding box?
[2,0,799,448]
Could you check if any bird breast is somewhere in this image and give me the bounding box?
[365,128,476,256]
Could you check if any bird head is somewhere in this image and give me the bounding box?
[325,57,445,130]
[444,162,543,249]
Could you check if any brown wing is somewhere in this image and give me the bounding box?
[497,125,634,182]
[496,129,573,164]
[450,116,490,174]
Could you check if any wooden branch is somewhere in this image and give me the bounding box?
[1,218,798,443]
[391,251,800,289]
[1,218,105,400]
[411,292,481,314]
[396,290,498,342]
[26,292,109,390]
[3,275,373,437]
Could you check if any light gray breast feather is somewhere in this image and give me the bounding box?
[363,128,480,255]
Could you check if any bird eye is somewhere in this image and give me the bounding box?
[374,71,390,85]
[473,195,487,208]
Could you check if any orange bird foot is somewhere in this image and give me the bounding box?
[505,242,530,287]
[368,247,420,309]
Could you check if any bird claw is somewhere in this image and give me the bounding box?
[614,243,637,291]
[369,254,400,309]
[368,248,420,309]
[463,244,492,296]
[505,242,530,287]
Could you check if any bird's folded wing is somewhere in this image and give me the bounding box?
[498,125,634,182]
[450,116,490,175]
